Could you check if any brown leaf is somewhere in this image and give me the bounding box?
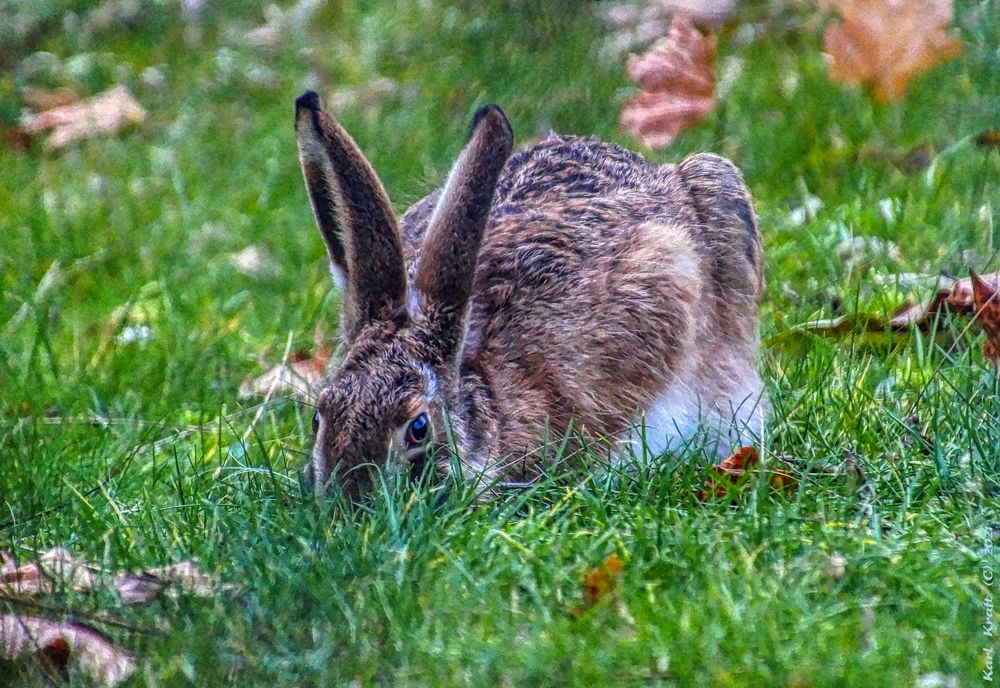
[0,615,135,686]
[789,271,1000,336]
[20,87,81,112]
[699,445,755,499]
[600,0,731,63]
[620,15,716,149]
[113,573,167,605]
[698,446,796,500]
[971,271,1000,366]
[822,0,962,102]
[1,548,100,595]
[581,554,625,607]
[787,271,1000,368]
[20,85,146,149]
[238,345,331,400]
[115,560,235,604]
[975,129,1000,149]
[1,549,233,604]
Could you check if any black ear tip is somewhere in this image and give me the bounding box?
[296,90,321,113]
[469,103,512,142]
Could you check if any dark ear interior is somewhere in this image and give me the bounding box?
[413,104,514,353]
[295,91,408,338]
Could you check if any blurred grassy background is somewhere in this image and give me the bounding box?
[1,1,998,685]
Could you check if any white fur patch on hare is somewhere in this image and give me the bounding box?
[621,369,767,462]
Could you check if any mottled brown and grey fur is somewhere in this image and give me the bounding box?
[295,91,766,498]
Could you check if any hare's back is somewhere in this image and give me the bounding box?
[494,134,760,288]
[484,133,761,299]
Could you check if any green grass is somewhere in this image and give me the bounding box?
[1,1,998,685]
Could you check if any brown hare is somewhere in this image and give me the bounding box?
[294,91,766,498]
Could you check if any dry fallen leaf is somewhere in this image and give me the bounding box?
[822,0,963,102]
[581,554,625,607]
[238,345,331,400]
[971,271,1000,367]
[1,549,234,603]
[1,548,99,595]
[975,129,1000,149]
[19,85,146,149]
[786,271,1000,366]
[115,560,229,604]
[699,445,755,499]
[698,446,796,500]
[620,15,716,149]
[20,86,81,112]
[0,615,135,686]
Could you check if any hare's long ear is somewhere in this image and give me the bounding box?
[295,91,407,339]
[413,105,513,358]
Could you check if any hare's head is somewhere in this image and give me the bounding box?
[294,92,513,497]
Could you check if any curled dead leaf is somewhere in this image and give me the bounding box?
[0,615,135,686]
[970,271,1000,367]
[822,0,962,102]
[20,87,81,112]
[20,85,146,149]
[783,271,1000,369]
[239,345,331,400]
[1,548,99,595]
[580,554,625,609]
[1,549,235,604]
[698,446,796,500]
[620,15,716,149]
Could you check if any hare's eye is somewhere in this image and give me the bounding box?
[311,412,320,435]
[405,413,429,447]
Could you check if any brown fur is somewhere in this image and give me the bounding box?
[294,92,765,497]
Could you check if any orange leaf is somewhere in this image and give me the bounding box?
[699,446,757,499]
[620,15,716,149]
[971,272,1000,367]
[698,446,796,500]
[581,554,625,607]
[822,0,962,102]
